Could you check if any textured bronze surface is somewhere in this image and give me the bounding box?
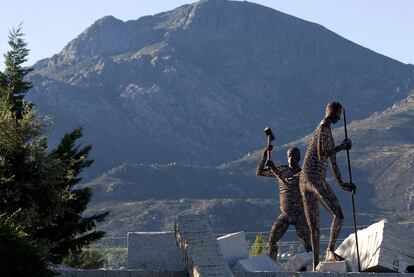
[257,145,311,261]
[300,102,353,271]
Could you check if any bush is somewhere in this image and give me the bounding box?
[62,249,105,269]
[250,233,267,256]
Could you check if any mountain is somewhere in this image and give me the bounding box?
[28,0,414,177]
[24,0,414,239]
[84,93,414,238]
[85,162,276,201]
[222,93,414,221]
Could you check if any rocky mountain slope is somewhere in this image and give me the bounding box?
[23,0,414,237]
[223,93,414,219]
[85,162,276,201]
[85,93,414,236]
[28,0,414,177]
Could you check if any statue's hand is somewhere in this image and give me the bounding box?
[265,160,275,168]
[339,138,352,151]
[340,182,356,193]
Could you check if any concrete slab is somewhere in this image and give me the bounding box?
[55,270,188,277]
[285,251,312,272]
[127,231,186,271]
[234,254,282,272]
[336,219,414,272]
[233,272,413,277]
[174,214,233,277]
[316,261,348,273]
[217,231,249,267]
[54,269,414,276]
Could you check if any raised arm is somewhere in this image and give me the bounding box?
[256,147,287,180]
[256,147,274,178]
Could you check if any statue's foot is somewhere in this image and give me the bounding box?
[325,250,345,262]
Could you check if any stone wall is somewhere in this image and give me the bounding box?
[127,231,185,271]
[55,269,414,276]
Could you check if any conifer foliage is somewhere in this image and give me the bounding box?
[0,25,32,119]
[37,128,109,263]
[0,26,108,269]
[0,215,53,277]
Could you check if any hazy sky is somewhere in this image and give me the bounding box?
[1,0,413,71]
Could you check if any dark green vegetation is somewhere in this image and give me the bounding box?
[0,217,53,277]
[22,0,414,259]
[62,249,105,269]
[0,27,108,273]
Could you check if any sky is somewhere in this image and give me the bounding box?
[0,0,413,71]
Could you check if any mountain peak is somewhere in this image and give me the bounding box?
[31,0,414,172]
[56,0,308,59]
[94,15,121,25]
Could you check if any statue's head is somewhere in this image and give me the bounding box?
[326,101,343,124]
[287,146,300,168]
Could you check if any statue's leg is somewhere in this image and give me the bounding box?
[294,214,312,252]
[301,188,319,271]
[268,212,290,262]
[314,181,344,261]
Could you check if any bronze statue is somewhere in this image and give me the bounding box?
[299,102,356,271]
[257,129,312,262]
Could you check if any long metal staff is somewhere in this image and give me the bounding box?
[343,108,361,272]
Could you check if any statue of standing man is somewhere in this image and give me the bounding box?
[300,101,356,271]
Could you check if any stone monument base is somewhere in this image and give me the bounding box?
[234,254,282,272]
[316,260,356,273]
[286,252,312,271]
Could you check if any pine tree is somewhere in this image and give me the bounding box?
[0,25,33,119]
[0,26,62,232]
[0,26,108,267]
[0,215,53,277]
[35,128,109,263]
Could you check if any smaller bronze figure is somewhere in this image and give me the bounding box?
[257,127,312,262]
